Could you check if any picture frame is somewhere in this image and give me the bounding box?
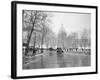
[11,1,98,79]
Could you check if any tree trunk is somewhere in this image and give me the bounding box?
[25,11,37,55]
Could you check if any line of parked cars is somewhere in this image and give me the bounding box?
[23,44,91,56]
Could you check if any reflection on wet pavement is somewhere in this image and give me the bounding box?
[23,51,91,69]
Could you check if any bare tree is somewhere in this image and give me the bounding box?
[44,30,57,48]
[22,10,52,55]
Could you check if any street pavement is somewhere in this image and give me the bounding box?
[23,50,91,69]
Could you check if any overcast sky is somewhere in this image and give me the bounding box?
[48,12,91,36]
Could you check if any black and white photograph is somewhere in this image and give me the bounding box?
[11,1,97,79]
[22,10,91,69]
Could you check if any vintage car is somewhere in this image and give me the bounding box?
[56,48,63,55]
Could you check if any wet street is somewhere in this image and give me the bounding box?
[23,50,91,69]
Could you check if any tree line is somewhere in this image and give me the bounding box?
[22,10,91,55]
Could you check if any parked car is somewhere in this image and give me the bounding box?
[56,48,63,55]
[49,47,54,51]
